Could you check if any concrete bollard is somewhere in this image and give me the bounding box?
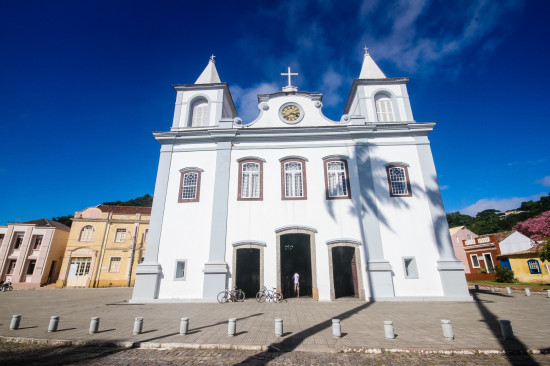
[474,285,479,291]
[228,318,236,336]
[133,317,144,335]
[332,319,341,338]
[180,317,189,335]
[490,286,495,292]
[506,287,512,295]
[500,320,514,340]
[384,321,395,339]
[525,288,531,296]
[547,290,550,298]
[441,320,454,340]
[275,318,283,337]
[89,317,100,334]
[48,316,60,333]
[10,315,21,330]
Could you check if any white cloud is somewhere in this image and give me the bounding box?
[231,82,279,123]
[536,176,550,187]
[459,193,547,216]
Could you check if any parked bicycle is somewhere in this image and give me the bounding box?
[256,286,283,303]
[217,287,245,303]
[0,281,13,292]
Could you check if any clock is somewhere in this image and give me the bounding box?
[279,103,304,124]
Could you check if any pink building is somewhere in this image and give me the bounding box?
[0,219,70,288]
[449,226,478,274]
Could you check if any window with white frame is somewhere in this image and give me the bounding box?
[324,159,351,199]
[403,257,419,279]
[190,99,208,127]
[528,259,541,274]
[239,160,262,200]
[71,257,91,276]
[79,225,94,242]
[174,259,187,280]
[470,254,480,268]
[109,257,122,272]
[7,260,16,274]
[178,169,202,202]
[386,164,412,197]
[281,158,307,200]
[32,235,43,250]
[114,229,126,243]
[375,94,395,122]
[13,233,24,249]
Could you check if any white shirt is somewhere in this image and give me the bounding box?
[293,273,299,284]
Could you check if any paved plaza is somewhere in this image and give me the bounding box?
[0,287,548,362]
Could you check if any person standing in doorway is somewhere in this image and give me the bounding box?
[293,272,300,298]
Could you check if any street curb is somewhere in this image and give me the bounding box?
[1,335,548,355]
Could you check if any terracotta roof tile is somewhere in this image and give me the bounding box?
[22,218,70,231]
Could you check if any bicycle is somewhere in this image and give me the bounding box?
[255,286,283,303]
[217,287,245,303]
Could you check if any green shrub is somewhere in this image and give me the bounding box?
[477,268,488,274]
[495,266,515,283]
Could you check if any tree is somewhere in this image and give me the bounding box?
[446,212,475,228]
[52,215,73,227]
[513,211,550,241]
[103,194,153,207]
[540,238,550,263]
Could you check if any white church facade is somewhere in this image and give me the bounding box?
[131,51,471,302]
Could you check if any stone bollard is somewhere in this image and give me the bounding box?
[384,321,395,339]
[180,317,189,335]
[48,316,60,333]
[506,287,512,295]
[228,318,236,336]
[10,315,21,330]
[500,320,514,340]
[441,320,454,340]
[490,286,495,292]
[275,318,283,337]
[332,319,341,338]
[89,317,100,334]
[474,285,479,291]
[133,317,144,335]
[547,290,550,298]
[525,288,531,296]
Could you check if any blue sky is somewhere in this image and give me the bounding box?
[1,0,549,224]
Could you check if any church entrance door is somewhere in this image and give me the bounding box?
[332,246,358,298]
[280,233,312,299]
[235,248,260,298]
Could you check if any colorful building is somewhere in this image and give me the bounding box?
[56,205,150,288]
[498,244,550,283]
[0,219,70,288]
[449,226,478,274]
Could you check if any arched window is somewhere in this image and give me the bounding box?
[324,159,351,199]
[178,168,203,203]
[527,259,541,274]
[281,158,307,200]
[190,99,208,127]
[385,164,412,197]
[79,225,94,242]
[375,94,395,122]
[239,160,263,200]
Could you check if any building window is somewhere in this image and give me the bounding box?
[13,233,24,250]
[79,225,94,242]
[470,254,480,268]
[178,169,202,203]
[324,159,351,199]
[190,99,208,127]
[26,260,36,275]
[142,229,149,244]
[238,159,263,200]
[174,259,187,280]
[403,257,419,279]
[71,257,91,276]
[7,260,17,274]
[0,234,4,245]
[114,229,126,243]
[483,253,495,273]
[109,257,122,272]
[375,94,395,122]
[281,158,307,200]
[527,259,541,274]
[32,235,43,250]
[386,164,412,197]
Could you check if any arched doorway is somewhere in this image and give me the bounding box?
[276,227,318,300]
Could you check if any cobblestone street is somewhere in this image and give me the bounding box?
[0,342,549,366]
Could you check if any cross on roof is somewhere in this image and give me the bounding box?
[210,54,216,63]
[363,46,369,55]
[281,66,298,87]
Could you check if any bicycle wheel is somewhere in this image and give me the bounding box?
[236,289,245,302]
[256,292,266,303]
[274,292,283,303]
[217,291,228,303]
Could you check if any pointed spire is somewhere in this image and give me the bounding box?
[359,47,386,79]
[195,55,221,84]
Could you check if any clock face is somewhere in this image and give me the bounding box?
[280,104,303,123]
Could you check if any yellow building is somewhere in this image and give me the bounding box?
[56,205,151,288]
[499,244,550,284]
